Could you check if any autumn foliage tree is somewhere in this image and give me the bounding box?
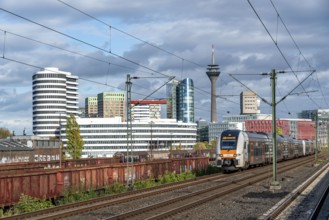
[65,114,84,159]
[0,128,12,139]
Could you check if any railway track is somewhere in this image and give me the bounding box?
[3,156,315,220]
[310,175,329,220]
[259,161,329,220]
[102,157,316,220]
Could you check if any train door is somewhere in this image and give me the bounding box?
[249,142,254,165]
[243,141,249,169]
[261,142,265,163]
[277,143,282,161]
[254,142,258,164]
[283,143,288,160]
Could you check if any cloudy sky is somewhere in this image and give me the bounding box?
[0,0,328,135]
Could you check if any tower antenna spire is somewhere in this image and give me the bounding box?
[212,44,215,65]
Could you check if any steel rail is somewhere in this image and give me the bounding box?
[102,158,315,220]
[259,162,329,220]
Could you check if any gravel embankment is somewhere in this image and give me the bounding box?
[166,160,327,220]
[63,156,328,220]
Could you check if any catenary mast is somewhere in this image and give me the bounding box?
[206,45,221,123]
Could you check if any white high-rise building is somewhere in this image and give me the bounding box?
[32,67,79,137]
[240,90,260,115]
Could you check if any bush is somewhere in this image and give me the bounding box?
[195,164,221,176]
[14,194,54,214]
[105,182,126,194]
[157,171,196,184]
[134,178,160,189]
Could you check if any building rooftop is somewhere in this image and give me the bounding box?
[0,140,32,151]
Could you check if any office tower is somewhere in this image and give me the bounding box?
[32,67,79,137]
[97,92,125,119]
[206,45,220,123]
[177,78,194,123]
[166,79,179,120]
[85,97,98,117]
[240,90,260,114]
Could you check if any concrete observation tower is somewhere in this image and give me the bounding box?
[206,45,221,123]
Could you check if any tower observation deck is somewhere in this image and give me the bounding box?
[206,45,220,123]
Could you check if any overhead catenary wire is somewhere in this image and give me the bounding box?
[2,6,223,103]
[269,0,328,107]
[56,0,233,106]
[0,8,186,106]
[57,0,205,69]
[0,29,155,76]
[247,0,320,109]
[0,31,226,122]
[2,30,5,58]
[0,5,242,121]
[1,55,150,98]
[0,29,223,119]
[0,8,172,79]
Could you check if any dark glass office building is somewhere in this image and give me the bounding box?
[176,78,194,123]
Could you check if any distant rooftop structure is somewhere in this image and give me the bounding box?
[131,99,166,121]
[130,100,166,105]
[0,139,32,151]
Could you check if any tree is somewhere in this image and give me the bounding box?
[66,114,84,159]
[193,142,207,156]
[193,142,207,151]
[209,139,217,149]
[176,143,183,150]
[0,128,12,139]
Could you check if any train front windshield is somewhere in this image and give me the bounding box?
[221,140,237,150]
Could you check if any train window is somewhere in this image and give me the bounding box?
[221,140,236,150]
[244,142,247,149]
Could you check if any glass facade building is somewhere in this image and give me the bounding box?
[177,78,194,123]
[166,79,179,120]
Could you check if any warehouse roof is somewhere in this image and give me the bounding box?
[0,140,33,151]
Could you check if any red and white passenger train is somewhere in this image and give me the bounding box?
[216,130,315,172]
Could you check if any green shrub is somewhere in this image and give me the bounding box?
[105,182,126,194]
[14,194,54,214]
[134,178,159,189]
[194,164,221,176]
[157,171,196,184]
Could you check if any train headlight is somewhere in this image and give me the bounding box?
[219,154,223,157]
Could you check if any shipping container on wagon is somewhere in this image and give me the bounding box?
[0,157,208,207]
